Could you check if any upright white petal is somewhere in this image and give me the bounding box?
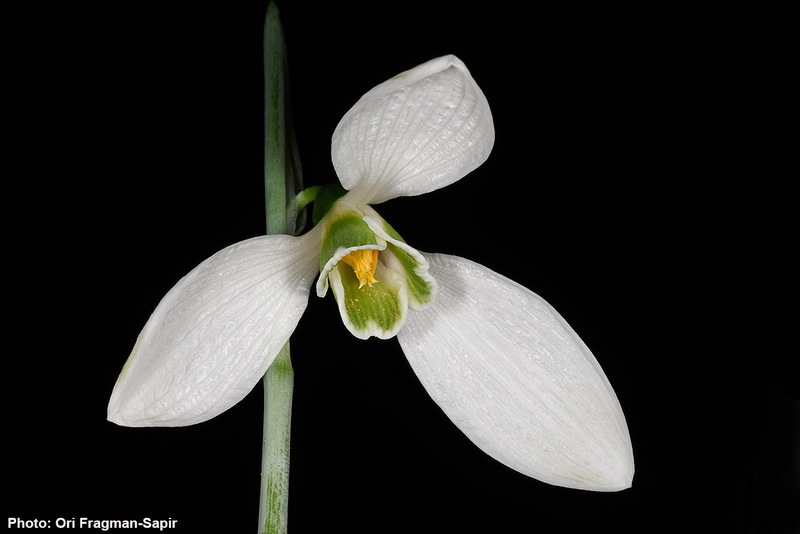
[108,233,320,427]
[332,55,494,205]
[397,253,634,491]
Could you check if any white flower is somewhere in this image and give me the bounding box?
[108,55,634,491]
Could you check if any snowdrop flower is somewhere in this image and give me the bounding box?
[108,55,634,491]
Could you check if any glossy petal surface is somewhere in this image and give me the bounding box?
[332,55,494,205]
[108,233,319,427]
[397,253,634,491]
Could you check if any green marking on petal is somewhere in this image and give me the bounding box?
[316,200,389,299]
[330,260,407,340]
[385,242,436,308]
[314,197,435,338]
[362,209,437,310]
[319,210,381,273]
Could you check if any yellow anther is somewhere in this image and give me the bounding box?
[341,249,379,288]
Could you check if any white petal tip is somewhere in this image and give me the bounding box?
[106,411,138,428]
[106,396,164,428]
[566,442,635,491]
[578,463,635,492]
[515,439,635,492]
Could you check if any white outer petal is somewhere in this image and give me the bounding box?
[332,55,494,205]
[397,253,634,491]
[108,233,320,427]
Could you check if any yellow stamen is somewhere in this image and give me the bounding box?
[341,249,379,288]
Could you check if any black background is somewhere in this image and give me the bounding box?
[8,2,797,533]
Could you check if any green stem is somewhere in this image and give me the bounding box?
[258,343,294,534]
[264,1,286,236]
[259,3,294,533]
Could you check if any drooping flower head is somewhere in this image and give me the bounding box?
[108,55,634,491]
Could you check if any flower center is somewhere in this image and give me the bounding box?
[341,249,379,288]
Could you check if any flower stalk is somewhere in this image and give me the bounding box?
[258,342,293,534]
[259,3,294,533]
